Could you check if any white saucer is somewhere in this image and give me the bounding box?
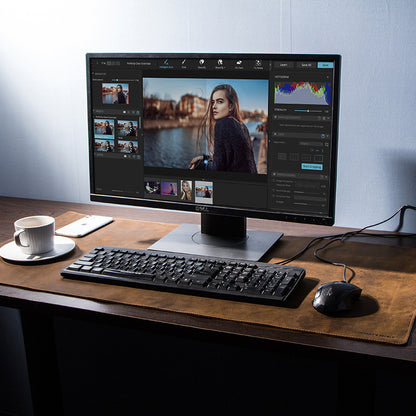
[0,236,75,263]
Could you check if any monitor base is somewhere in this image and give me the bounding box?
[148,223,283,262]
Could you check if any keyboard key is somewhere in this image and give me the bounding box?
[103,269,155,280]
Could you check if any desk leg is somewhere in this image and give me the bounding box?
[20,310,63,415]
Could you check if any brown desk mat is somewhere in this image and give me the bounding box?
[1,211,416,345]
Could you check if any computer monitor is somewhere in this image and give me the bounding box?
[87,53,340,261]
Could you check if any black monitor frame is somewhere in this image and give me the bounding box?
[87,53,341,260]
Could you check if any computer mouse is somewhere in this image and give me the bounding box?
[312,281,362,315]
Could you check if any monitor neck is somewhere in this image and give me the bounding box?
[201,213,246,239]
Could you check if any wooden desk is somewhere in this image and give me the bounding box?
[1,197,415,415]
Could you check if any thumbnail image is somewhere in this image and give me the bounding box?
[118,140,138,154]
[161,181,178,196]
[180,180,193,201]
[94,119,115,138]
[117,120,138,137]
[143,77,268,174]
[195,181,213,204]
[95,139,114,152]
[102,83,129,104]
[144,181,160,195]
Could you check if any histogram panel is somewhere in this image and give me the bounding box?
[274,82,331,105]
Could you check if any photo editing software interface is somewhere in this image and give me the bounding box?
[88,54,340,224]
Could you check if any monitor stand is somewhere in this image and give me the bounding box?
[149,213,283,262]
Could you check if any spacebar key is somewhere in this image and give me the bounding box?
[102,269,155,280]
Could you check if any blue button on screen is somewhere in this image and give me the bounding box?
[318,62,334,69]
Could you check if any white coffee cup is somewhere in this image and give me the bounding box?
[14,216,55,255]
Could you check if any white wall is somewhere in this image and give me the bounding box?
[0,0,415,231]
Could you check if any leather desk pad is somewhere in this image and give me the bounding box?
[1,211,415,345]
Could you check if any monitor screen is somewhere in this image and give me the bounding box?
[87,53,340,260]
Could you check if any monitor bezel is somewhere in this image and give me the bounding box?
[87,52,341,226]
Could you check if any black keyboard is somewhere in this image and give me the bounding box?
[61,247,305,306]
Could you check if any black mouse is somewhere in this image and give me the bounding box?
[312,281,362,315]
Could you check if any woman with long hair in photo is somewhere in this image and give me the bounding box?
[189,84,257,173]
[103,120,113,135]
[180,180,192,200]
[114,84,127,104]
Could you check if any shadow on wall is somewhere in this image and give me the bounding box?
[385,149,416,233]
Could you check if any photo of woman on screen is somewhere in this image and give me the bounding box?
[180,180,192,201]
[115,84,127,104]
[189,84,257,173]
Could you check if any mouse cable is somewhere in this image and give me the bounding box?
[394,205,416,232]
[274,204,416,267]
[339,204,416,240]
[313,205,416,282]
[274,233,343,266]
[313,238,355,283]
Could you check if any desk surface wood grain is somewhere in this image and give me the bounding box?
[1,196,416,363]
